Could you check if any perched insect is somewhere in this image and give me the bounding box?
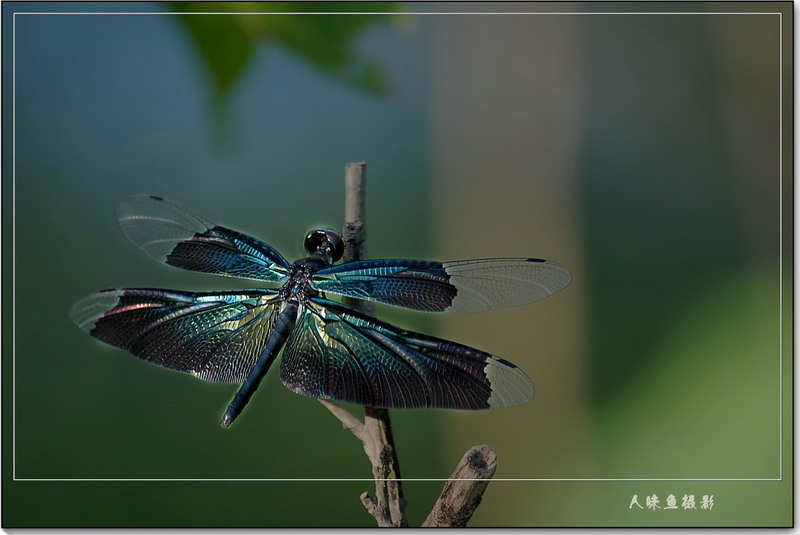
[70,196,571,427]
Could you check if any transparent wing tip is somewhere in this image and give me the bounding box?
[69,290,122,332]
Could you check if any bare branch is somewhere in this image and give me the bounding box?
[361,407,406,526]
[318,399,364,439]
[344,161,367,227]
[360,492,392,527]
[321,163,496,527]
[422,444,498,527]
[317,161,407,526]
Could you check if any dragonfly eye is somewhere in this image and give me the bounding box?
[304,229,344,263]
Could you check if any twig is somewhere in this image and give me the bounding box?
[320,162,496,527]
[318,162,407,527]
[422,444,498,527]
[318,399,363,438]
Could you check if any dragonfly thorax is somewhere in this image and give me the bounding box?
[280,257,326,304]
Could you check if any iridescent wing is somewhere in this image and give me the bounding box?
[70,288,283,382]
[117,195,291,283]
[313,258,571,313]
[280,298,534,409]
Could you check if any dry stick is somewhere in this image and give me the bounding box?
[320,162,497,527]
[319,162,408,527]
[422,445,498,527]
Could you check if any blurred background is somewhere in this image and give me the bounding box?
[5,1,790,527]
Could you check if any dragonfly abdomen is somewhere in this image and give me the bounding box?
[220,302,299,427]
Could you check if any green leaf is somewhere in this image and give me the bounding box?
[169,2,402,100]
[171,3,256,98]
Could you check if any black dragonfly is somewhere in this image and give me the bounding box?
[70,195,571,427]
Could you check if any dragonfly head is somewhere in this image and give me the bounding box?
[304,229,344,264]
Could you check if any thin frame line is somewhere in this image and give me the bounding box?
[9,9,786,484]
[12,477,784,483]
[12,10,17,482]
[778,9,783,481]
[8,11,785,16]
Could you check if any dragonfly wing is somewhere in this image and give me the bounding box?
[314,258,571,313]
[70,288,283,383]
[117,195,290,283]
[279,298,534,409]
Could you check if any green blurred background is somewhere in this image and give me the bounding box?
[3,1,791,527]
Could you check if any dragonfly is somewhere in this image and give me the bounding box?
[70,195,571,427]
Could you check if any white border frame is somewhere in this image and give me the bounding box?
[9,8,787,484]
